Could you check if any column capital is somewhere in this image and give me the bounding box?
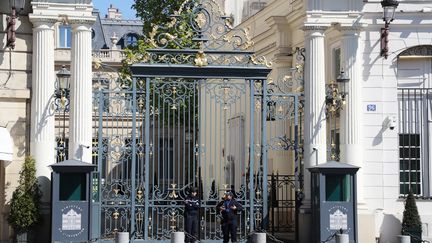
[29,16,57,28]
[302,25,328,32]
[302,25,328,38]
[69,18,95,30]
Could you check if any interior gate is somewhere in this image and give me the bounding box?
[90,1,302,242]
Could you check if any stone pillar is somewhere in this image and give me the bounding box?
[29,20,56,201]
[339,27,365,206]
[68,22,94,163]
[300,25,327,243]
[303,26,328,205]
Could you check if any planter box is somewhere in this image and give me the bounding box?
[15,232,34,243]
[403,228,422,243]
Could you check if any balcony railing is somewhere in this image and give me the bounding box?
[55,48,126,63]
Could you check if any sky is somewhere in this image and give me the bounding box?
[93,0,138,20]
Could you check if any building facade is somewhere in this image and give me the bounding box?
[236,0,432,242]
[0,1,143,241]
[1,0,432,242]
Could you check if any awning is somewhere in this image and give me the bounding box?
[0,127,13,162]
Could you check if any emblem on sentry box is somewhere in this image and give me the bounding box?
[62,209,82,231]
[329,209,348,230]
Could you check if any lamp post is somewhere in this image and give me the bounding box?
[55,65,71,161]
[380,0,399,59]
[6,0,26,49]
[325,71,350,160]
[56,65,71,107]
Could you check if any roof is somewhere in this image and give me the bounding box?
[308,160,360,174]
[91,10,144,50]
[50,159,96,172]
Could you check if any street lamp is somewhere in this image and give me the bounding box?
[325,71,350,160]
[336,70,349,97]
[55,65,71,162]
[325,71,350,114]
[56,65,71,109]
[6,0,26,49]
[380,0,399,59]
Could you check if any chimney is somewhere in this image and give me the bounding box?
[107,4,122,20]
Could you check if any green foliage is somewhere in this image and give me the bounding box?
[132,0,186,35]
[120,0,198,81]
[402,191,422,233]
[8,156,42,233]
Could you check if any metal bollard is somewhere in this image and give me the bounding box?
[171,232,185,243]
[397,235,410,243]
[335,233,349,243]
[253,232,266,243]
[116,232,129,243]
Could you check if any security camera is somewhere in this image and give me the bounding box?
[388,116,396,130]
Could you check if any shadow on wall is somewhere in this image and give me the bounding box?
[379,214,402,243]
[10,117,27,158]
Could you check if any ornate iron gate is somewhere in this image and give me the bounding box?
[90,1,303,242]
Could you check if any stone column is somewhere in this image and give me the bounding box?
[68,22,94,163]
[339,27,365,206]
[29,19,56,201]
[300,25,327,243]
[303,26,328,205]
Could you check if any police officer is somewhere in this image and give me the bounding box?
[184,187,200,243]
[217,191,243,243]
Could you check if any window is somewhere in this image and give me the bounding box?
[399,134,421,195]
[397,56,432,197]
[398,88,432,196]
[118,33,140,49]
[333,48,341,80]
[58,25,72,48]
[326,174,351,202]
[126,34,138,47]
[60,173,87,201]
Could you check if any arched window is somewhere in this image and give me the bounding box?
[126,33,138,47]
[397,45,432,196]
[118,33,140,49]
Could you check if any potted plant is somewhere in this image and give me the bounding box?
[402,191,422,243]
[7,156,42,243]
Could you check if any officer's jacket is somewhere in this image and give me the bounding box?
[184,195,200,214]
[216,199,243,221]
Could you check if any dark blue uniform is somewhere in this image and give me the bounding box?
[217,196,243,243]
[184,195,200,242]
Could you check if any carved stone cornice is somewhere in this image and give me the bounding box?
[336,23,366,34]
[28,16,57,27]
[68,17,96,28]
[301,25,328,32]
[399,45,432,57]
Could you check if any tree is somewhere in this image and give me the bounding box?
[8,156,42,234]
[402,191,422,242]
[132,0,186,35]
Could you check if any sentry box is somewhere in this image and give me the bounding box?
[308,161,359,243]
[50,159,96,242]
